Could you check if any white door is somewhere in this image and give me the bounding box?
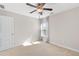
[0,16,14,51]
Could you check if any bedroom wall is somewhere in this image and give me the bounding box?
[49,7,79,52]
[0,9,40,47]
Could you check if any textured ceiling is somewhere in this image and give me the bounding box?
[0,3,79,19]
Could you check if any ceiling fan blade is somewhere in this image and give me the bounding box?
[30,10,36,13]
[37,3,45,7]
[40,3,45,7]
[0,5,5,9]
[43,8,53,11]
[26,3,36,8]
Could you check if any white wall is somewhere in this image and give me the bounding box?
[49,7,79,52]
[0,9,40,47]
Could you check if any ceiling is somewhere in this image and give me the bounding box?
[0,3,79,19]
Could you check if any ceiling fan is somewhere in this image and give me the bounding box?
[26,3,53,15]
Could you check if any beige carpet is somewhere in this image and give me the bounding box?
[0,42,79,56]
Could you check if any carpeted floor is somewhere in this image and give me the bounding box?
[0,42,79,56]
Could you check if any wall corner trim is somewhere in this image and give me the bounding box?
[49,41,79,53]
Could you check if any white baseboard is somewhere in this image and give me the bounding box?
[49,41,79,53]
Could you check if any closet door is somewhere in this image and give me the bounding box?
[0,16,14,51]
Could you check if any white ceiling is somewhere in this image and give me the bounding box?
[0,3,79,19]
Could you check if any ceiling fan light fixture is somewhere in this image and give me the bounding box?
[37,9,43,12]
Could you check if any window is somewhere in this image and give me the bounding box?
[41,18,48,38]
